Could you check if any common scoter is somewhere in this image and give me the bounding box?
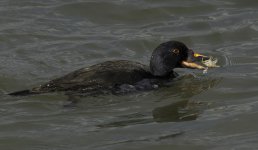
[9,41,207,96]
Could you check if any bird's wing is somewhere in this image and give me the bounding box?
[35,60,151,93]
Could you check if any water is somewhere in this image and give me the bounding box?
[1,0,258,149]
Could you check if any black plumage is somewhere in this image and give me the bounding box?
[9,41,206,96]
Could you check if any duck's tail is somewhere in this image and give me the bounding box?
[8,89,37,96]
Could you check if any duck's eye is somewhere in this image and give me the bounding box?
[172,49,180,55]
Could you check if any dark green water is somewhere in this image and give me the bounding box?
[1,0,258,149]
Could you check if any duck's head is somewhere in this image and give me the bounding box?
[150,41,207,77]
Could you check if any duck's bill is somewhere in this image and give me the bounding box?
[193,53,208,59]
[182,52,208,70]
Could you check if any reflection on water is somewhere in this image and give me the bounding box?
[153,100,199,122]
[153,76,220,122]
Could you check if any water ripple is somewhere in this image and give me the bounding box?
[1,0,258,149]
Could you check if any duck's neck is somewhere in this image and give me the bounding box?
[150,55,175,77]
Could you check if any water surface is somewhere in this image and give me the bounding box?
[1,0,258,149]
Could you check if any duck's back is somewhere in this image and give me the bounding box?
[33,60,152,94]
